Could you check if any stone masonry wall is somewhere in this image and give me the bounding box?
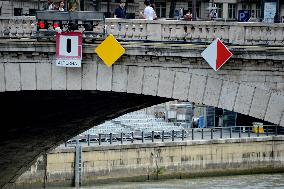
[16,136,284,188]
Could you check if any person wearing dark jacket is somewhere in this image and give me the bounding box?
[114,0,126,18]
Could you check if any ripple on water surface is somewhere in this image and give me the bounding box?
[49,174,284,189]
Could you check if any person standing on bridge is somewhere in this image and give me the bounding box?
[140,0,157,20]
[114,1,126,19]
[58,1,65,11]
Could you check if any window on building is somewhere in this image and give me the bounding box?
[14,8,23,16]
[29,9,36,16]
[242,4,251,10]
[228,3,236,19]
[188,1,201,18]
[215,3,223,18]
[155,2,166,18]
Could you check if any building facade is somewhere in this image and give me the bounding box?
[0,0,283,22]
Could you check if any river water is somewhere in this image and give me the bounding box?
[49,174,284,189]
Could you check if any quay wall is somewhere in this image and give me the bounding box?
[16,136,284,188]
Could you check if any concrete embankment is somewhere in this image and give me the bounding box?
[16,136,284,188]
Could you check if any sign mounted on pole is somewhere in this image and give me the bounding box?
[56,32,82,67]
[201,38,232,71]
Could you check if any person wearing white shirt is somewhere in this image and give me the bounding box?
[140,1,157,20]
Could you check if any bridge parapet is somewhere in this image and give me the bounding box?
[1,16,284,46]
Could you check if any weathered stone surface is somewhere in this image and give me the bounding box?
[147,23,162,41]
[249,88,271,120]
[127,66,144,94]
[36,63,52,90]
[51,64,66,90]
[203,77,223,107]
[82,63,97,90]
[172,72,191,100]
[142,67,159,96]
[234,84,255,115]
[5,63,21,91]
[280,114,284,127]
[20,63,36,90]
[15,136,284,188]
[97,63,112,91]
[67,68,82,90]
[157,69,175,98]
[218,81,239,111]
[265,93,284,124]
[0,64,5,92]
[188,75,207,104]
[112,65,128,92]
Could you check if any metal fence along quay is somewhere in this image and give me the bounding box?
[64,125,280,147]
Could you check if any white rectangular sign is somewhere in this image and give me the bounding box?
[56,32,82,67]
[56,59,81,67]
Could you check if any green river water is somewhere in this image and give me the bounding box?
[47,173,284,189]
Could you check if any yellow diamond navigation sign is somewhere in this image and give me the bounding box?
[95,34,125,67]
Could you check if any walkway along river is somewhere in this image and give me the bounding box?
[15,135,284,188]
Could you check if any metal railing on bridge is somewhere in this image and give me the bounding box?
[64,125,281,147]
[1,17,284,46]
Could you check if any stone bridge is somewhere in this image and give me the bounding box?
[0,17,284,188]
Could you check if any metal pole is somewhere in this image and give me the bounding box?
[230,127,232,138]
[121,133,123,144]
[99,134,101,145]
[75,140,81,188]
[220,128,223,139]
[131,132,134,143]
[109,133,112,144]
[248,127,251,138]
[87,134,90,146]
[152,131,154,143]
[266,126,269,136]
[107,0,110,18]
[257,126,260,137]
[239,127,241,138]
[37,0,40,10]
[192,128,194,140]
[276,0,280,23]
[142,131,144,143]
[172,130,175,141]
[162,131,164,142]
[211,128,213,139]
[201,128,204,140]
[192,0,197,21]
[182,130,185,141]
[275,125,278,136]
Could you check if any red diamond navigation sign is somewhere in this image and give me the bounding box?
[201,38,232,71]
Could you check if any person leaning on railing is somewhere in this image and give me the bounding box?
[140,0,157,20]
[114,0,126,18]
[68,0,79,11]
[183,10,192,21]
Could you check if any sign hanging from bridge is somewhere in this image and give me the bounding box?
[95,34,125,67]
[201,38,232,71]
[56,32,82,67]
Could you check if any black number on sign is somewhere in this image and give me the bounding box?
[67,38,71,53]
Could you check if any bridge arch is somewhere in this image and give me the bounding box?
[1,62,284,126]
